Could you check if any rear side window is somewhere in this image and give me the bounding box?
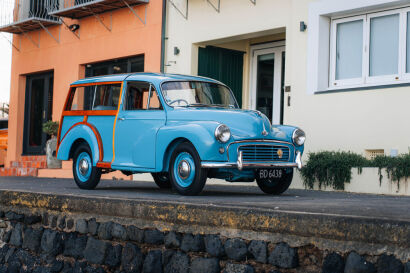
[124,81,162,110]
[67,84,121,111]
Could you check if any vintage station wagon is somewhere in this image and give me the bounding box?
[57,73,305,195]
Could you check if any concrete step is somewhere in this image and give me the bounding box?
[0,167,38,176]
[10,160,47,169]
[62,160,72,170]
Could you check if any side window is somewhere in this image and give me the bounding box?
[124,82,163,110]
[67,84,121,111]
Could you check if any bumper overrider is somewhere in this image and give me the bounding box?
[201,151,303,170]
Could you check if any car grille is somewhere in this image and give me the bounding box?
[238,145,290,162]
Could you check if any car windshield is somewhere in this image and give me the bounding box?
[161,81,238,108]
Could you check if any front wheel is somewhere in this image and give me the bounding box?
[72,143,101,190]
[169,142,207,196]
[256,168,293,195]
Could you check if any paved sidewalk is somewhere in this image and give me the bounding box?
[0,176,408,222]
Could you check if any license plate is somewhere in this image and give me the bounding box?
[257,169,283,180]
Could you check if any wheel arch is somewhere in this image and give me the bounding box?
[56,124,101,166]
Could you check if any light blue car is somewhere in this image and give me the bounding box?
[57,73,305,195]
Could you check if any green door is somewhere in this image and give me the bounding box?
[198,46,244,107]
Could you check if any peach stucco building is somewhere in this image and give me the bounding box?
[0,0,164,176]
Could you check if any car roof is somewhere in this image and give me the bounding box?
[71,72,222,86]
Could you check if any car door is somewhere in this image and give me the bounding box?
[113,81,166,169]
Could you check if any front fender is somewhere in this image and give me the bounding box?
[57,124,101,166]
[155,121,227,171]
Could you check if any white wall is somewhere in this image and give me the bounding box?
[165,0,410,156]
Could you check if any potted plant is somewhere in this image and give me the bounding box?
[43,121,62,169]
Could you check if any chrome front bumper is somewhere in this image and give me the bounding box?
[201,151,303,170]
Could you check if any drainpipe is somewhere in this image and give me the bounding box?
[160,0,167,73]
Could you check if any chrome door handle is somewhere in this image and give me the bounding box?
[118,117,125,121]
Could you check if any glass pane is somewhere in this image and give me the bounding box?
[29,78,45,147]
[68,84,121,111]
[256,53,274,120]
[369,14,399,76]
[112,62,127,74]
[407,12,410,73]
[335,20,363,80]
[125,82,150,110]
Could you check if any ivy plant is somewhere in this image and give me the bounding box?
[300,151,410,190]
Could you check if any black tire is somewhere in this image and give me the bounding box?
[72,143,101,190]
[256,168,293,195]
[152,172,172,189]
[169,142,207,196]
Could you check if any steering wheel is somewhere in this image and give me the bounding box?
[168,99,189,106]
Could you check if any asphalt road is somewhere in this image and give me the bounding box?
[0,176,409,222]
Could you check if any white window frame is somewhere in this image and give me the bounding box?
[402,7,410,80]
[329,6,410,90]
[365,9,402,84]
[329,15,366,88]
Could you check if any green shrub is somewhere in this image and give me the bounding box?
[300,151,410,190]
[42,121,59,137]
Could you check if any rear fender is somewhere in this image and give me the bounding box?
[57,124,101,166]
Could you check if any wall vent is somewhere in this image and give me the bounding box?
[365,149,384,160]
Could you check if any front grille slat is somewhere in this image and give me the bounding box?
[238,145,290,162]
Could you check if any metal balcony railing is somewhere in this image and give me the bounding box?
[0,0,60,34]
[48,0,148,19]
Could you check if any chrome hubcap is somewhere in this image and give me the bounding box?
[79,159,89,175]
[178,160,190,179]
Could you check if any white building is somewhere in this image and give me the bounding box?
[163,0,410,157]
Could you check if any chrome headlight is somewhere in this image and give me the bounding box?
[292,128,306,146]
[215,124,231,143]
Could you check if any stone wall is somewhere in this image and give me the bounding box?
[0,208,409,273]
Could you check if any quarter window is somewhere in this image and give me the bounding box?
[330,8,410,88]
[67,84,121,111]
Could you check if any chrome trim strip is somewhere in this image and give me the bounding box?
[201,162,299,168]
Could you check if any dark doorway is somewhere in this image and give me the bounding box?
[85,55,145,77]
[23,72,53,155]
[198,46,244,107]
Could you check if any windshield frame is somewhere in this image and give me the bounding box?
[160,80,239,109]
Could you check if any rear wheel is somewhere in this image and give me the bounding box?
[72,143,101,190]
[169,142,207,196]
[152,172,172,189]
[256,169,293,195]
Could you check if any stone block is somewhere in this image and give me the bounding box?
[189,257,219,273]
[205,235,224,257]
[344,252,376,273]
[22,227,43,252]
[143,250,163,273]
[322,252,344,273]
[165,231,181,248]
[127,225,144,243]
[268,242,298,269]
[376,254,403,273]
[121,243,144,272]
[144,229,165,245]
[164,251,189,273]
[84,237,108,265]
[105,244,122,268]
[248,240,267,263]
[180,233,204,252]
[224,238,247,261]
